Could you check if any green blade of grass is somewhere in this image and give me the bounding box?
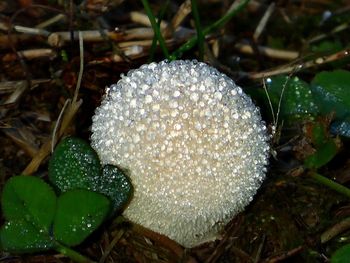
[55,242,95,263]
[191,0,205,60]
[311,172,350,199]
[141,0,170,59]
[149,0,170,62]
[170,0,251,60]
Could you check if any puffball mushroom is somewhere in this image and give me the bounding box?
[91,60,269,248]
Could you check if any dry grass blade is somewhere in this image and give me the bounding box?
[250,48,350,79]
[22,32,84,175]
[131,223,197,263]
[2,48,56,61]
[130,11,168,29]
[253,2,275,41]
[0,79,50,94]
[1,119,39,157]
[204,216,246,263]
[164,0,191,36]
[99,229,125,263]
[22,98,83,175]
[235,43,299,60]
[0,83,27,118]
[321,217,350,244]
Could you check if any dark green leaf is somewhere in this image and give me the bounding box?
[0,176,56,252]
[331,244,350,263]
[98,165,133,212]
[304,140,337,169]
[53,189,110,246]
[331,119,350,138]
[266,75,318,121]
[311,122,328,147]
[49,137,102,192]
[1,176,56,231]
[0,220,54,252]
[311,70,350,120]
[311,40,343,54]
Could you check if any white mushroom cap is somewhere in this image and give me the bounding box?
[91,60,269,248]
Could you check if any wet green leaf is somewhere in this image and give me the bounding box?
[331,118,350,138]
[304,140,337,169]
[267,36,284,49]
[49,137,102,192]
[49,137,133,214]
[265,75,318,121]
[0,176,56,252]
[53,189,110,246]
[1,176,56,232]
[49,137,133,216]
[0,220,53,252]
[98,165,133,212]
[311,70,350,120]
[311,122,328,147]
[311,40,343,54]
[331,244,350,263]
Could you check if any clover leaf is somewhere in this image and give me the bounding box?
[98,165,133,212]
[48,137,133,213]
[48,137,102,192]
[54,189,110,246]
[0,176,56,252]
[0,175,111,261]
[331,244,350,263]
[265,75,319,121]
[311,70,350,121]
[1,137,133,261]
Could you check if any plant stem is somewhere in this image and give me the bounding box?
[170,0,251,60]
[191,0,205,60]
[311,172,350,198]
[55,243,95,263]
[148,0,169,62]
[141,0,170,59]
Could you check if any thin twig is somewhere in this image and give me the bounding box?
[2,48,56,61]
[253,2,275,41]
[164,0,191,36]
[51,99,70,153]
[321,217,350,244]
[262,78,276,134]
[275,73,293,128]
[249,48,350,79]
[35,13,67,29]
[10,25,50,36]
[47,27,193,47]
[73,31,84,103]
[99,229,126,263]
[307,22,349,44]
[130,11,167,29]
[235,42,299,60]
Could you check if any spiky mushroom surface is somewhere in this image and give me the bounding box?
[91,60,269,248]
